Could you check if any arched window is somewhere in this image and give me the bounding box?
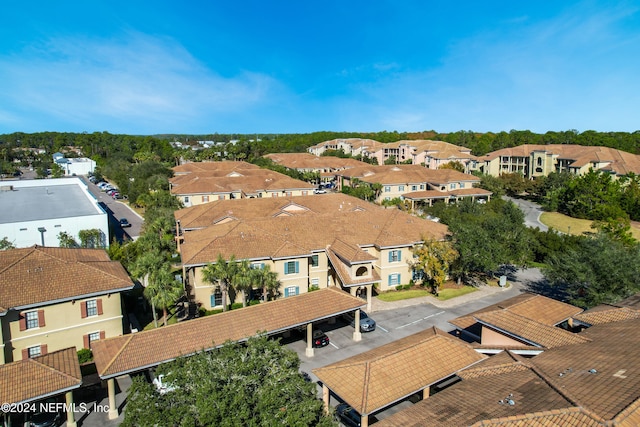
[356,266,368,277]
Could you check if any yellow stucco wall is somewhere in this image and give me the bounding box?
[4,294,124,363]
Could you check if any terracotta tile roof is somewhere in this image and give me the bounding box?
[180,208,449,266]
[475,310,590,348]
[530,318,640,421]
[450,293,581,331]
[0,246,134,312]
[173,161,260,175]
[480,144,640,176]
[169,168,315,196]
[375,358,575,427]
[328,239,377,264]
[468,408,603,427]
[337,164,480,185]
[573,306,640,325]
[313,327,486,415]
[0,347,82,404]
[175,193,373,230]
[264,153,369,170]
[326,249,381,287]
[92,287,365,379]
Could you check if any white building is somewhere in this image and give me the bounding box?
[0,178,109,248]
[53,153,96,176]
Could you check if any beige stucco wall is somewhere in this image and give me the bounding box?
[377,247,412,292]
[480,326,526,347]
[4,294,124,363]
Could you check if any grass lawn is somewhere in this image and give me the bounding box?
[540,212,640,240]
[377,289,432,302]
[376,285,477,302]
[436,286,478,301]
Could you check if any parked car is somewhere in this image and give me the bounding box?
[335,403,361,427]
[28,397,64,427]
[343,310,376,332]
[310,330,330,348]
[314,188,327,194]
[119,218,131,228]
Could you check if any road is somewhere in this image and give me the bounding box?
[504,196,548,231]
[80,176,144,242]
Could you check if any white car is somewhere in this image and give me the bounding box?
[314,189,327,194]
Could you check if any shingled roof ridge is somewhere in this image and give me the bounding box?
[32,349,82,383]
[0,245,37,275]
[101,334,135,377]
[360,361,373,415]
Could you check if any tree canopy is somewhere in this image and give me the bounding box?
[122,335,336,427]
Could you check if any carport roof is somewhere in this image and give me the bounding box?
[0,347,82,405]
[313,327,486,416]
[92,287,365,379]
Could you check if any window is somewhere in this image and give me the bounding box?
[218,195,224,200]
[384,186,391,192]
[284,261,299,275]
[284,286,299,297]
[388,274,401,286]
[449,183,456,190]
[399,185,405,191]
[84,331,105,349]
[420,184,425,190]
[286,191,292,197]
[311,278,319,286]
[251,263,265,270]
[25,311,39,329]
[202,195,209,203]
[86,299,98,317]
[388,250,402,263]
[310,255,319,268]
[28,345,41,358]
[184,196,190,203]
[412,185,417,191]
[211,291,223,307]
[302,191,308,196]
[272,193,278,197]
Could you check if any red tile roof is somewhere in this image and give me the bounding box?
[0,347,82,404]
[92,287,365,379]
[313,327,486,415]
[0,246,134,312]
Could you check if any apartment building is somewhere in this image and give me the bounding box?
[170,161,316,206]
[176,194,448,311]
[0,246,134,364]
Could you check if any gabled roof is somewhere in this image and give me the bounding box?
[450,293,582,331]
[92,287,365,379]
[264,153,369,170]
[328,239,377,264]
[180,208,448,266]
[313,327,485,416]
[175,194,372,230]
[475,310,591,348]
[326,249,381,287]
[172,161,260,175]
[0,347,82,405]
[336,164,479,185]
[0,246,134,313]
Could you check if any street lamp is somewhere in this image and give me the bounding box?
[37,227,46,246]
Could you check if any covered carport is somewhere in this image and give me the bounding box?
[0,347,82,427]
[313,327,486,427]
[92,287,366,420]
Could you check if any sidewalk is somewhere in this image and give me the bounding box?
[370,283,514,312]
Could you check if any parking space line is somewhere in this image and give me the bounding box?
[396,311,445,329]
[377,325,389,333]
[330,342,340,349]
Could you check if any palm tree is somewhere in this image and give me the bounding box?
[131,249,165,328]
[258,265,281,302]
[202,254,237,312]
[145,264,183,326]
[233,260,254,308]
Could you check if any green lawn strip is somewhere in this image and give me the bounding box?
[436,286,478,301]
[540,211,640,240]
[376,289,432,302]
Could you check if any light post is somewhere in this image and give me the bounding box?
[37,227,46,246]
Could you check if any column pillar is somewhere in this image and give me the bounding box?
[361,414,369,427]
[353,309,362,342]
[305,323,314,357]
[423,387,430,400]
[366,285,372,312]
[65,391,77,427]
[322,384,330,414]
[107,378,118,420]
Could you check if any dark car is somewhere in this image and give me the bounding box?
[119,218,132,228]
[29,398,64,427]
[311,330,330,348]
[343,310,376,332]
[335,403,361,427]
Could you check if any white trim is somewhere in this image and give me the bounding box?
[10,315,122,343]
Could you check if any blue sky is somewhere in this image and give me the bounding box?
[1,1,639,135]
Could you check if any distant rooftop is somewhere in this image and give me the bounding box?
[0,179,102,224]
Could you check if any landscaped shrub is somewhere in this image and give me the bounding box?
[77,348,93,364]
[403,284,412,290]
[396,285,403,291]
